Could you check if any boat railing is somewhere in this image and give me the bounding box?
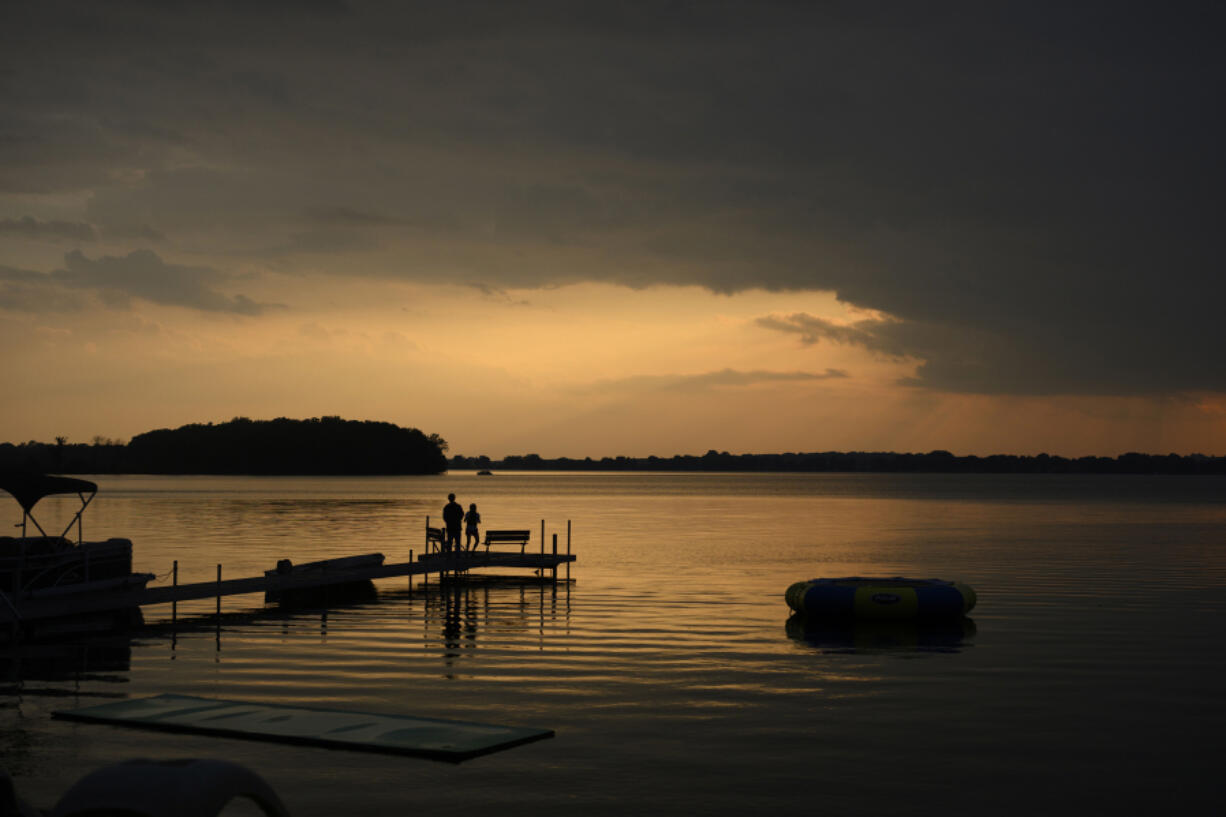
[0,537,134,596]
[2,474,102,599]
[0,589,22,623]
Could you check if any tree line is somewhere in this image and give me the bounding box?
[4,424,1223,476]
[451,449,1226,474]
[0,417,448,475]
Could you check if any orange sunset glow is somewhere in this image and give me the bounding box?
[3,4,1224,458]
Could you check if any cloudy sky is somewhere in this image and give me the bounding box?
[3,1,1224,457]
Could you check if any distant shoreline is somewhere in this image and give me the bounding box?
[450,451,1226,475]
[4,418,1222,476]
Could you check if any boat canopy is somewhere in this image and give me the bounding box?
[0,473,98,514]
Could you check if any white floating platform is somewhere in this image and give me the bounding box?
[54,694,553,761]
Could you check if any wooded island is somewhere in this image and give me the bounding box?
[1,417,448,475]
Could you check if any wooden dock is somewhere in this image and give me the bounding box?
[2,531,575,625]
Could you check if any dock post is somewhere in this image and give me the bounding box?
[172,560,178,624]
[215,563,222,647]
[552,534,558,584]
[540,519,545,555]
[567,520,571,583]
[409,549,413,599]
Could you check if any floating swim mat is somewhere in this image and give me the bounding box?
[785,577,976,620]
[54,694,553,762]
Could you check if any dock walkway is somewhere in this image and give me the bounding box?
[3,544,575,624]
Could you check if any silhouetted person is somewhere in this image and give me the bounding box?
[442,493,463,554]
[464,503,481,550]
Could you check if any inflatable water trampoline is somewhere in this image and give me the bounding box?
[785,577,976,620]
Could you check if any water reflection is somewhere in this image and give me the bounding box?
[0,637,131,698]
[10,474,1221,816]
[122,576,574,681]
[785,614,976,653]
[420,578,570,676]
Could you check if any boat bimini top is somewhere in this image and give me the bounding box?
[0,473,98,542]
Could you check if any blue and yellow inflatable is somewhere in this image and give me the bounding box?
[785,577,976,620]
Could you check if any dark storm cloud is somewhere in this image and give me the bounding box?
[465,283,532,306]
[304,207,406,228]
[52,250,280,315]
[4,1,1225,394]
[0,265,87,312]
[103,223,166,242]
[0,217,97,242]
[756,314,908,358]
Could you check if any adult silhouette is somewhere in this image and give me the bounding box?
[442,493,464,554]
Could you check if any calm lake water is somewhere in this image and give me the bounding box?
[4,473,1225,815]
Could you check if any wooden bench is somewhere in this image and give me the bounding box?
[482,529,531,554]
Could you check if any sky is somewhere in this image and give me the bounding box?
[3,1,1225,458]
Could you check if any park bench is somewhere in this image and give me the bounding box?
[482,529,531,554]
